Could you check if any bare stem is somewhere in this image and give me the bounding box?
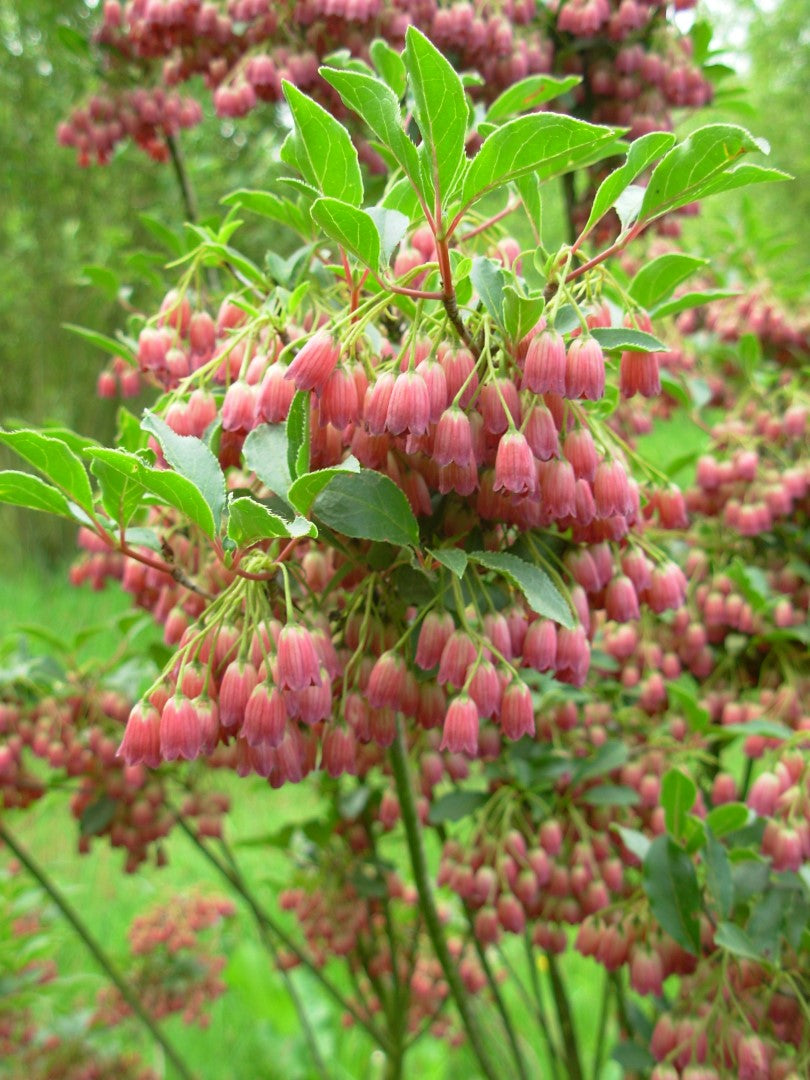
[546,952,584,1080]
[166,133,198,223]
[388,719,501,1080]
[0,822,196,1080]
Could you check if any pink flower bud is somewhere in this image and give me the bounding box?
[321,726,357,778]
[523,329,566,395]
[117,702,162,767]
[500,682,535,740]
[276,625,322,691]
[434,406,475,467]
[440,347,478,406]
[524,404,559,460]
[494,431,537,495]
[367,651,407,709]
[219,660,259,733]
[415,358,448,421]
[541,459,576,519]
[285,329,340,394]
[605,576,640,622]
[468,661,501,718]
[620,350,660,398]
[387,370,431,435]
[478,378,521,435]
[364,371,396,434]
[593,459,633,518]
[441,695,479,755]
[160,694,203,761]
[523,619,557,672]
[438,630,478,688]
[565,337,605,400]
[242,685,287,748]
[555,626,591,687]
[415,611,455,670]
[319,366,360,429]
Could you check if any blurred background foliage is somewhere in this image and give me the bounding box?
[0,0,807,565]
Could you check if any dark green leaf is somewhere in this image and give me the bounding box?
[643,835,701,954]
[470,257,505,329]
[404,26,468,207]
[572,740,629,784]
[666,674,710,732]
[243,424,292,499]
[286,457,361,516]
[56,25,90,57]
[611,1043,656,1072]
[629,254,707,311]
[79,796,117,837]
[428,789,489,825]
[313,470,419,547]
[661,768,697,841]
[591,328,667,353]
[639,125,783,222]
[705,828,734,918]
[0,471,72,518]
[281,81,363,206]
[747,889,787,960]
[714,921,765,962]
[0,429,94,512]
[369,38,407,98]
[469,550,573,627]
[142,412,226,530]
[310,198,381,269]
[581,784,640,807]
[486,75,581,122]
[428,548,468,578]
[461,114,619,211]
[706,803,750,837]
[582,131,676,237]
[286,391,311,482]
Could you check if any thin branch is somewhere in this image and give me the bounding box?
[0,822,196,1080]
[547,952,584,1080]
[389,719,501,1080]
[166,133,198,223]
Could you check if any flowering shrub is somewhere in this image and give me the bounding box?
[2,9,809,1080]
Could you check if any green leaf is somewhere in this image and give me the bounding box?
[310,198,381,269]
[221,189,312,238]
[572,740,629,784]
[503,285,544,343]
[461,113,619,211]
[661,768,697,842]
[281,81,363,206]
[90,456,143,529]
[485,75,581,122]
[85,448,216,538]
[514,174,543,241]
[286,391,311,482]
[706,803,750,837]
[366,207,410,266]
[611,1044,656,1072]
[469,550,574,627]
[651,288,738,320]
[319,67,422,198]
[63,323,135,362]
[639,124,782,222]
[56,24,90,57]
[722,719,793,741]
[614,825,651,863]
[582,131,676,237]
[0,471,72,518]
[590,328,667,353]
[404,26,468,207]
[747,889,787,960]
[581,784,641,807]
[643,835,701,955]
[0,429,94,512]
[313,470,419,547]
[79,796,117,837]
[80,264,120,299]
[286,457,361,516]
[243,424,292,499]
[142,412,226,531]
[139,212,185,256]
[369,38,407,98]
[428,548,468,579]
[428,789,489,825]
[226,496,316,546]
[470,257,506,330]
[629,254,707,311]
[714,921,765,962]
[705,829,734,918]
[667,675,710,733]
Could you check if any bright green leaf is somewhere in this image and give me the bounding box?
[629,254,707,311]
[661,768,697,841]
[286,458,361,516]
[428,789,489,824]
[0,429,94,512]
[470,257,506,330]
[404,26,468,208]
[369,38,407,98]
[706,803,750,837]
[705,829,734,918]
[142,412,226,531]
[286,391,311,482]
[243,424,292,499]
[310,198,381,269]
[428,548,468,578]
[582,131,676,237]
[281,81,363,206]
[227,496,316,546]
[221,190,313,237]
[651,288,738,320]
[502,285,544,343]
[714,921,765,962]
[486,75,581,123]
[0,471,73,518]
[591,328,667,353]
[366,207,410,266]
